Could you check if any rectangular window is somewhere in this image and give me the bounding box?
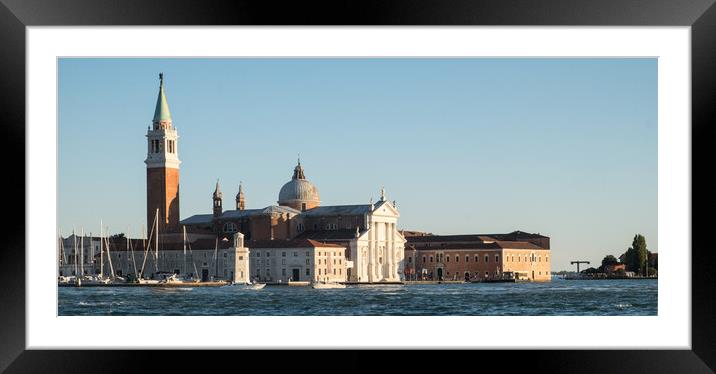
[485,255,489,262]
[306,268,310,276]
[465,255,469,262]
[496,255,500,263]
[455,256,459,263]
[294,252,298,257]
[306,259,310,265]
[475,255,479,262]
[282,268,286,276]
[282,252,286,257]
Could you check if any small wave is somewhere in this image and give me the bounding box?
[78,301,124,307]
[614,303,632,308]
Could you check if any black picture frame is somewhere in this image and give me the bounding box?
[1,0,714,372]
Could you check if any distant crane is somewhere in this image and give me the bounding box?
[570,261,590,274]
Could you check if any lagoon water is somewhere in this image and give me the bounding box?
[58,279,657,316]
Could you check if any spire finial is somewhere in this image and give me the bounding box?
[153,72,172,123]
[214,179,222,198]
[380,186,386,201]
[292,157,306,180]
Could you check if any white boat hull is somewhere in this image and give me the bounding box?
[312,283,346,289]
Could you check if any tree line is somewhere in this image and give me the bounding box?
[587,234,657,276]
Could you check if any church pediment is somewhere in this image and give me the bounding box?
[370,200,399,217]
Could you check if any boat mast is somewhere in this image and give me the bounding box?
[80,228,84,277]
[140,218,155,279]
[129,226,138,278]
[187,239,199,280]
[183,226,187,277]
[104,226,115,279]
[59,233,67,267]
[100,220,104,278]
[155,208,159,274]
[73,227,77,276]
[214,237,218,281]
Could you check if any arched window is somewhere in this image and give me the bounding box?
[223,222,237,233]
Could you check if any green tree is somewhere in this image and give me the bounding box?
[110,233,126,240]
[601,255,619,269]
[625,234,649,275]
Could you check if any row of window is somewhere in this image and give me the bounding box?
[255,268,311,277]
[254,251,309,257]
[419,254,499,264]
[149,139,176,154]
[409,253,550,264]
[317,258,342,265]
[318,268,341,275]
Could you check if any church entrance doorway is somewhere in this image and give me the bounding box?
[437,268,443,281]
[292,268,300,281]
[201,268,209,282]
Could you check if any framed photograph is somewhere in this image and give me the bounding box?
[3,0,714,372]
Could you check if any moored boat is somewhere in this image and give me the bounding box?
[312,282,346,289]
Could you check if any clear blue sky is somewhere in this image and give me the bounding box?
[58,58,657,271]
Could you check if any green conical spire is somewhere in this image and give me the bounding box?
[153,73,172,122]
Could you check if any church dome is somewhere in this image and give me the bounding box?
[278,160,320,211]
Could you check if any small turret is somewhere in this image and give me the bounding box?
[234,232,245,248]
[236,181,245,211]
[213,179,223,217]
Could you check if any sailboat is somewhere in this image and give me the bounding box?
[137,209,162,284]
[178,226,200,283]
[58,232,73,284]
[81,225,112,285]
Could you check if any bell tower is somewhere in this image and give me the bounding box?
[236,181,245,211]
[213,180,223,217]
[145,73,181,233]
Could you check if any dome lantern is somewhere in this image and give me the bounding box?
[278,159,320,211]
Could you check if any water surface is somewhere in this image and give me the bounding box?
[58,279,657,316]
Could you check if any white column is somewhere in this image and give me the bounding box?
[388,222,395,280]
[367,218,374,282]
[372,220,379,281]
